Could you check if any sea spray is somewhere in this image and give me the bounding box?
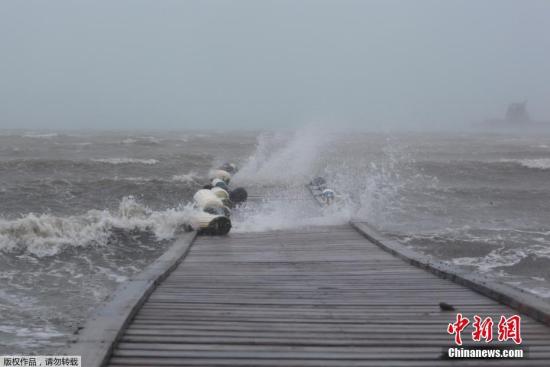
[230,128,344,232]
[232,131,435,232]
[233,127,332,186]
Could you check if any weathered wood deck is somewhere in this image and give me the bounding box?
[96,224,550,366]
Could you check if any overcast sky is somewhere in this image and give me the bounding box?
[1,0,549,130]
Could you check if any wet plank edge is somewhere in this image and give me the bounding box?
[65,231,197,367]
[351,221,550,326]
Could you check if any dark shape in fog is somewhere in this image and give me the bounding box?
[482,101,550,130]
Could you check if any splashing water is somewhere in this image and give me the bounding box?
[231,130,428,232]
[0,196,198,257]
[233,127,332,186]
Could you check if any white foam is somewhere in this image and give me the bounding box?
[524,286,550,298]
[118,176,153,182]
[499,158,550,170]
[0,325,64,340]
[121,136,161,145]
[452,249,526,272]
[0,196,198,257]
[23,133,59,139]
[92,158,159,165]
[172,171,200,184]
[94,266,129,283]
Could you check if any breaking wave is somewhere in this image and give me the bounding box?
[171,171,201,184]
[500,158,550,170]
[91,158,159,165]
[0,197,197,257]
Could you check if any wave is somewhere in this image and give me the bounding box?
[403,229,550,299]
[171,171,201,184]
[450,244,550,282]
[121,136,162,145]
[91,158,159,165]
[500,158,550,170]
[22,133,59,139]
[397,226,550,269]
[110,173,200,183]
[0,197,198,257]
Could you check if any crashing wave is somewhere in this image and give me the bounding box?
[0,196,198,257]
[231,129,429,233]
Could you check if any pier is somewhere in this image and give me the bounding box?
[69,218,550,366]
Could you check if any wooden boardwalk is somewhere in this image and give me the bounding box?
[102,224,550,366]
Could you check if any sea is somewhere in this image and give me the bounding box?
[1,128,550,353]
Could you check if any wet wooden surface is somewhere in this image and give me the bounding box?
[106,225,550,366]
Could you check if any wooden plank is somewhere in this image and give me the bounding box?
[101,222,550,366]
[110,348,550,359]
[117,335,535,346]
[113,343,550,353]
[108,358,550,367]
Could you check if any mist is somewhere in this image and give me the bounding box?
[1,0,549,131]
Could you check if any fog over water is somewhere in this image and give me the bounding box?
[1,0,550,130]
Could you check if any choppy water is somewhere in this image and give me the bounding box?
[1,128,550,353]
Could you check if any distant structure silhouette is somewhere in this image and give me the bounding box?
[481,101,550,130]
[505,101,531,123]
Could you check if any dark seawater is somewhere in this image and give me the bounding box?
[1,129,550,353]
[0,130,256,352]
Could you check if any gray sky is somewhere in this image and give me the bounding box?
[1,0,549,130]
